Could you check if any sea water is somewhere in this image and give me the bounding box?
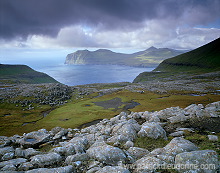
[35,64,154,86]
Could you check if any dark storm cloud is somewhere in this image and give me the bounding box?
[0,0,219,40]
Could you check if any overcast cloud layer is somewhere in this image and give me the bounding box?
[0,0,220,50]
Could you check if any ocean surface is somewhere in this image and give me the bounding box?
[35,64,154,86]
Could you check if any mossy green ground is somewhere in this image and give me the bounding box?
[0,89,220,136]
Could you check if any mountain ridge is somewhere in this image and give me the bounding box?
[0,64,58,84]
[65,47,188,67]
[154,37,220,72]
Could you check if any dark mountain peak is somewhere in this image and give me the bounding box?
[94,49,114,53]
[146,46,158,51]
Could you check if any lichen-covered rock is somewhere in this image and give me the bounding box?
[96,166,130,173]
[163,137,198,156]
[175,150,218,173]
[127,147,149,160]
[0,147,14,161]
[0,158,27,168]
[108,120,140,143]
[168,113,189,123]
[134,156,163,173]
[52,144,76,156]
[1,164,16,171]
[68,136,88,153]
[15,148,41,158]
[137,122,167,140]
[65,153,89,164]
[157,106,185,120]
[86,142,126,165]
[18,162,34,171]
[1,152,14,161]
[26,165,75,173]
[53,129,68,140]
[30,152,62,167]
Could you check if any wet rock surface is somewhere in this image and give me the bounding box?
[0,101,220,172]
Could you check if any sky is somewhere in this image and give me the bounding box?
[0,0,220,64]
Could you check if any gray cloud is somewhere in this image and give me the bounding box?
[1,0,219,41]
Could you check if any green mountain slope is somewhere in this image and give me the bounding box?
[154,38,220,72]
[0,64,58,84]
[65,47,187,67]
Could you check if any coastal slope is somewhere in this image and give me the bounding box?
[0,64,58,84]
[154,37,220,72]
[134,38,220,83]
[65,47,187,67]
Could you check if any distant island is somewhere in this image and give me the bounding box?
[65,47,188,67]
[0,64,58,84]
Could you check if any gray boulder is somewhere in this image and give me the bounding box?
[137,122,167,140]
[53,129,68,140]
[86,142,126,165]
[124,141,134,149]
[163,137,198,156]
[1,152,14,161]
[26,165,75,173]
[0,147,14,161]
[30,152,62,167]
[175,150,218,173]
[208,135,218,141]
[168,113,189,123]
[169,131,185,137]
[18,162,34,171]
[134,156,163,173]
[108,120,140,143]
[0,158,27,168]
[127,147,150,160]
[16,130,51,148]
[96,166,130,173]
[15,148,41,158]
[52,144,76,156]
[1,164,16,171]
[65,153,89,164]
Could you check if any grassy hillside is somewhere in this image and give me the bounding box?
[65,47,187,67]
[154,38,220,72]
[0,64,58,84]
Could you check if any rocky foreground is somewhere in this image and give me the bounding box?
[0,101,220,172]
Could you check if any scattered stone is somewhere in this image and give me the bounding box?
[169,131,184,137]
[124,141,134,149]
[208,135,218,141]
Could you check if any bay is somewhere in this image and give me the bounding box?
[35,64,155,86]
